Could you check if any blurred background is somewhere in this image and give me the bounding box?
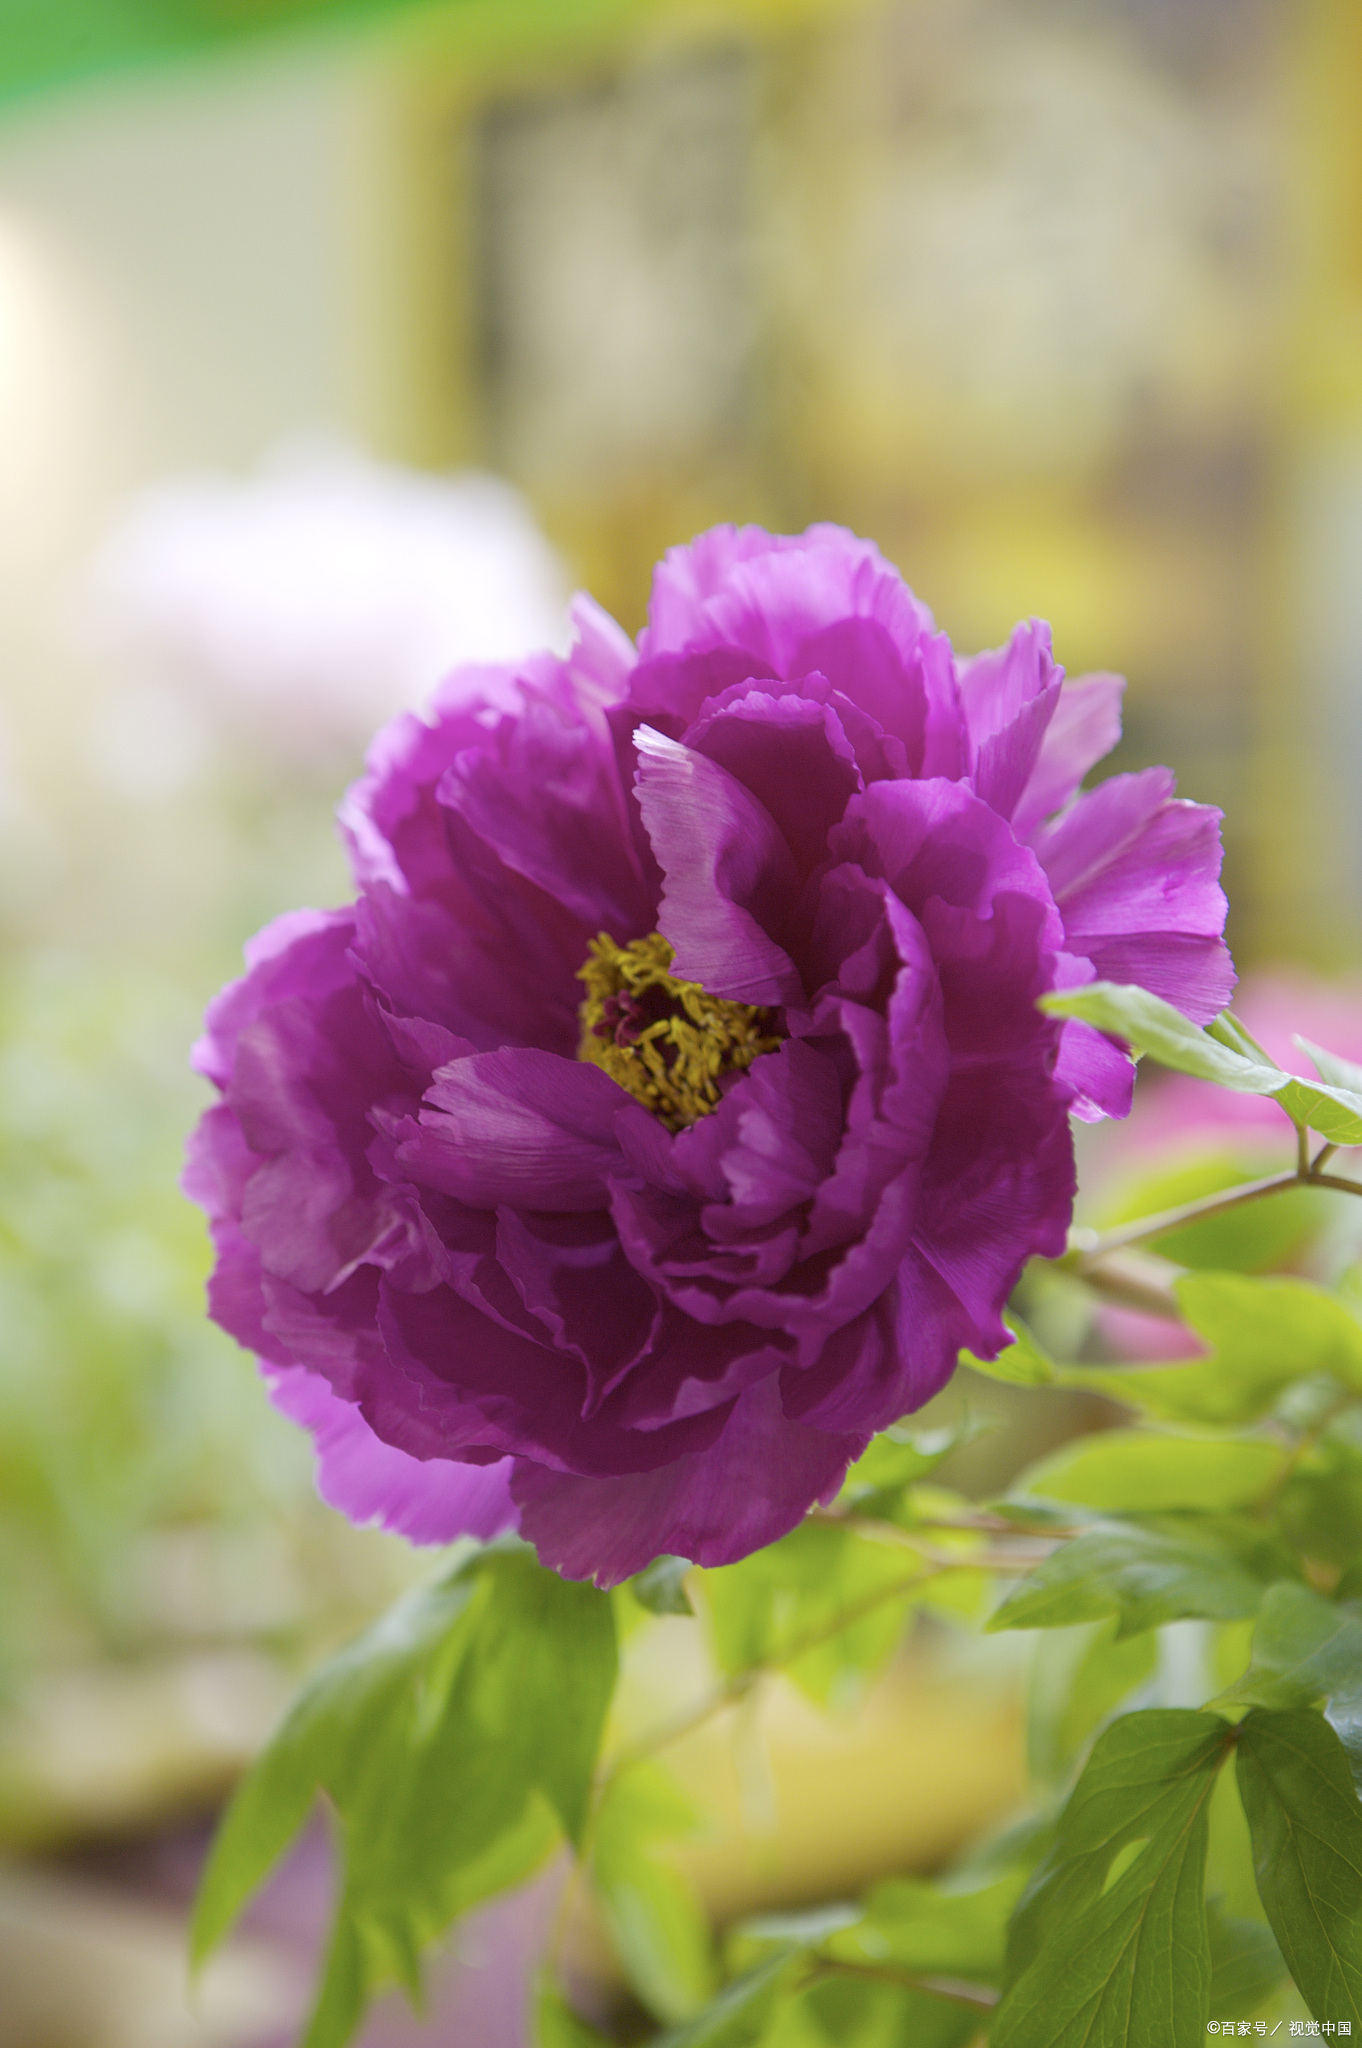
[1,0,1360,2041]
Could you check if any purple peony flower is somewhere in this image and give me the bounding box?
[187,524,1231,1584]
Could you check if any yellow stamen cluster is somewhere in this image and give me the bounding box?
[576,932,784,1131]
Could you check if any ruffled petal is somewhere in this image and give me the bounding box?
[1035,768,1233,1023]
[192,908,356,1088]
[375,1276,729,1475]
[439,687,652,936]
[687,688,860,878]
[633,726,804,1005]
[265,1363,519,1545]
[640,524,821,656]
[493,1206,661,1413]
[393,1049,629,1213]
[957,619,1062,822]
[510,1375,864,1584]
[1011,671,1125,843]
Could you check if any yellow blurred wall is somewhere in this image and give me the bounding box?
[2,0,1362,963]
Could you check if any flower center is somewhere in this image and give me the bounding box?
[576,932,784,1131]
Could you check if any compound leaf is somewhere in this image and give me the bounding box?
[590,1763,714,2024]
[1016,1432,1286,1514]
[652,1951,805,2048]
[1065,1273,1362,1427]
[988,1520,1267,1639]
[992,1709,1232,2047]
[1235,1709,1362,2026]
[696,1519,923,1707]
[193,1544,617,2048]
[1217,1583,1362,1714]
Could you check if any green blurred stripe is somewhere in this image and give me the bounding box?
[0,0,469,109]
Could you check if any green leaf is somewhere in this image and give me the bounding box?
[1278,1413,1362,1567]
[823,1870,1024,1983]
[836,1422,963,1515]
[696,1519,923,1708]
[988,1519,1268,1639]
[992,1709,1233,2047]
[1205,1899,1288,2016]
[589,1763,715,2024]
[1092,1156,1327,1273]
[1039,984,1362,1142]
[1027,1620,1159,1789]
[1217,1582,1362,1713]
[760,1972,984,2048]
[632,1555,696,1616]
[1015,1431,1287,1514]
[1236,1709,1362,2025]
[961,1311,1057,1386]
[193,1544,617,2048]
[534,1978,615,2048]
[1326,1694,1362,1797]
[1299,1034,1362,1097]
[1064,1272,1362,1426]
[652,1951,805,2048]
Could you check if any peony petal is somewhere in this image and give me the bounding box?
[439,688,652,936]
[396,1050,629,1213]
[687,689,860,877]
[376,1277,727,1476]
[511,1374,864,1585]
[193,909,356,1088]
[639,524,818,656]
[493,1206,661,1415]
[352,878,581,1059]
[1035,768,1232,1023]
[265,1363,519,1545]
[957,619,1063,822]
[633,726,804,1005]
[1054,1018,1137,1122]
[1011,671,1125,842]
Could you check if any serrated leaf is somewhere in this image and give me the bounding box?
[632,1555,696,1616]
[1040,984,1362,1142]
[1016,1432,1286,1514]
[988,1520,1267,1639]
[1217,1582,1362,1713]
[1064,1273,1362,1426]
[1236,1709,1362,2026]
[652,1951,805,2048]
[992,1709,1232,2047]
[961,1312,1057,1386]
[193,1545,616,2048]
[696,1519,923,1708]
[590,1762,714,2024]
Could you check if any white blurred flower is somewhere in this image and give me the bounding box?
[79,438,571,772]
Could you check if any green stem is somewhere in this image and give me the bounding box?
[600,1550,1033,1784]
[1070,1152,1362,1268]
[808,1956,999,2011]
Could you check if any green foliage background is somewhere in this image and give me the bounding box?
[188,981,1362,2045]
